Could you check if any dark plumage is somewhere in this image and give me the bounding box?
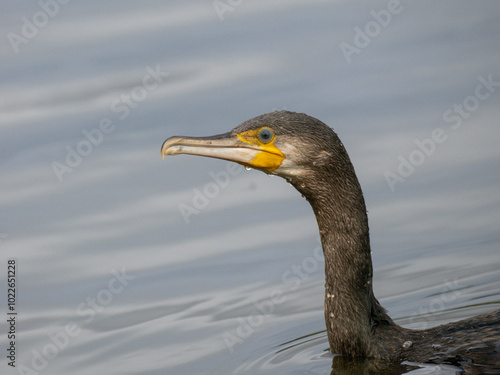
[161,111,500,372]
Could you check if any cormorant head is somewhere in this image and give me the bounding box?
[161,111,349,187]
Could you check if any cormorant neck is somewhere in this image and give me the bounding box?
[291,162,395,357]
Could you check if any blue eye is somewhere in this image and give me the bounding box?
[258,128,274,143]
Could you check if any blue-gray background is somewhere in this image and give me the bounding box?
[1,1,499,374]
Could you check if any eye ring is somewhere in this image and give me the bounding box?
[258,127,274,143]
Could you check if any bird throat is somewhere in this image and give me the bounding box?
[293,170,378,356]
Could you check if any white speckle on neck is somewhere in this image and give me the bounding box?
[402,340,413,349]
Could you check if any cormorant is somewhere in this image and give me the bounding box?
[161,111,500,371]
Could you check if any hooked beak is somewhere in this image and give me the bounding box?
[161,131,284,172]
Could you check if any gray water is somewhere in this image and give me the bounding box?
[1,1,500,374]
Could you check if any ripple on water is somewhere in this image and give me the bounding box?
[231,329,493,375]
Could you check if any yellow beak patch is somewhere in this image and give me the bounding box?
[236,128,284,171]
